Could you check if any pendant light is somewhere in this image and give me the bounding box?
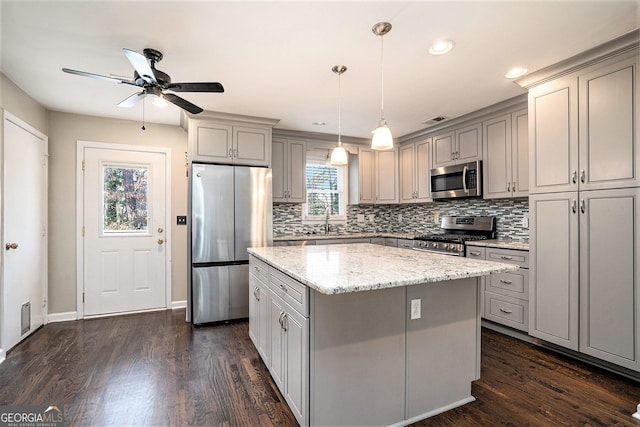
[371,22,393,150]
[330,65,349,165]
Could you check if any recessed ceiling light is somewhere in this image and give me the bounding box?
[505,67,528,79]
[312,121,326,126]
[429,40,455,56]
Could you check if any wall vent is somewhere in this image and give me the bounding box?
[21,302,30,335]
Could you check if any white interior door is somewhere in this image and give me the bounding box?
[2,111,47,354]
[82,145,167,316]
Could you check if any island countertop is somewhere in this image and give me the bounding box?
[248,243,519,295]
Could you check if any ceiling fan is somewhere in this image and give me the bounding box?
[62,48,223,114]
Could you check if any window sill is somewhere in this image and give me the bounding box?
[301,217,347,226]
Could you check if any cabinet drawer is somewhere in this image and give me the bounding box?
[250,256,269,282]
[486,248,529,268]
[465,246,486,259]
[269,268,309,317]
[397,239,414,249]
[484,292,528,332]
[487,269,529,300]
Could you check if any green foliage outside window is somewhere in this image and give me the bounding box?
[103,166,148,231]
[306,164,343,217]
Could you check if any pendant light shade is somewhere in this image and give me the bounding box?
[371,22,393,150]
[330,65,349,166]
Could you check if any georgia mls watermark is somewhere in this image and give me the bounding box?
[0,406,65,427]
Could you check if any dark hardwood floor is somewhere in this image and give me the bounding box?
[0,309,638,426]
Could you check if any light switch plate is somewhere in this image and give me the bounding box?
[369,214,375,223]
[357,214,365,223]
[410,299,421,320]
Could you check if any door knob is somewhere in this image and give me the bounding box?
[5,243,18,250]
[157,227,163,233]
[157,239,164,245]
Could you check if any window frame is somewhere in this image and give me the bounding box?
[302,148,349,225]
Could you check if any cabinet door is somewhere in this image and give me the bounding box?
[191,122,233,163]
[375,148,399,204]
[579,56,639,191]
[579,188,639,371]
[283,306,309,425]
[248,275,259,346]
[358,148,375,204]
[288,139,306,203]
[269,293,286,391]
[432,132,455,168]
[399,144,415,203]
[257,281,271,364]
[414,139,432,202]
[529,192,579,350]
[456,123,482,163]
[272,138,287,202]
[233,126,270,166]
[529,76,579,194]
[483,114,511,199]
[511,109,529,197]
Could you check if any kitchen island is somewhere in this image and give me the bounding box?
[247,243,518,426]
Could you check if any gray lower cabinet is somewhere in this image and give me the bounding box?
[465,247,486,317]
[315,238,370,245]
[530,188,640,371]
[268,269,309,426]
[397,239,414,249]
[249,258,270,364]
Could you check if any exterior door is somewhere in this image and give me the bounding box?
[2,111,47,354]
[81,144,167,316]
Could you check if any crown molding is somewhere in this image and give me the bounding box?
[273,128,370,146]
[181,110,280,128]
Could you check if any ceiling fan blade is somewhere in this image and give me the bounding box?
[166,82,224,93]
[117,92,145,108]
[122,48,156,84]
[163,93,204,114]
[62,68,137,86]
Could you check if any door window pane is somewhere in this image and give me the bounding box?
[103,165,148,232]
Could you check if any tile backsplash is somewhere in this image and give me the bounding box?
[273,198,529,240]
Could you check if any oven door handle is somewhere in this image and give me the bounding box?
[462,165,469,193]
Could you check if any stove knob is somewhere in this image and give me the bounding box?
[431,242,437,248]
[449,244,456,251]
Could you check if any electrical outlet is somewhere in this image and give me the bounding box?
[522,213,529,228]
[357,214,365,223]
[177,216,187,225]
[398,214,403,223]
[411,299,421,320]
[433,212,440,223]
[369,214,375,223]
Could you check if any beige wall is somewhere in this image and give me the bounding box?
[0,72,48,135]
[48,111,188,314]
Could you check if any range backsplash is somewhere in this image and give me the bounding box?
[273,198,529,240]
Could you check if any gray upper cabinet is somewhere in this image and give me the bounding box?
[483,109,528,199]
[579,188,640,371]
[529,53,638,194]
[432,123,482,168]
[578,56,639,191]
[351,147,397,204]
[272,138,306,203]
[375,148,399,204]
[357,147,375,204]
[189,119,272,166]
[400,139,431,204]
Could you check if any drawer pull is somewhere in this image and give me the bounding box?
[499,308,513,314]
[500,256,513,260]
[469,251,481,256]
[279,283,288,293]
[499,279,513,285]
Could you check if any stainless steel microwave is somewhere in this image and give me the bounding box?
[430,160,482,199]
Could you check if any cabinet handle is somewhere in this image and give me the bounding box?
[451,152,454,161]
[282,313,288,331]
[228,148,233,158]
[278,311,284,328]
[469,251,481,256]
[512,181,516,191]
[499,308,513,314]
[499,279,513,285]
[500,256,513,260]
[507,182,511,192]
[279,283,288,293]
[580,199,585,214]
[580,169,585,183]
[572,170,577,184]
[253,286,260,301]
[572,200,577,213]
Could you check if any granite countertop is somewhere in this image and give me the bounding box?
[273,232,417,241]
[248,243,519,295]
[465,239,530,251]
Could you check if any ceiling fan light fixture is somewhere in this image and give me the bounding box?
[429,40,455,56]
[152,94,169,108]
[371,22,393,151]
[330,65,349,166]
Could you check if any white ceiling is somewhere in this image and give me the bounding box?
[1,1,638,139]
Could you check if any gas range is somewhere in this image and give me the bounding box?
[413,216,496,256]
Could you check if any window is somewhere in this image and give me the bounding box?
[303,149,347,221]
[103,165,149,232]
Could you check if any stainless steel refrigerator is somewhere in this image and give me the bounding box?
[188,163,272,324]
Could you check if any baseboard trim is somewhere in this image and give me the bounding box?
[388,396,476,427]
[171,300,187,310]
[47,311,78,323]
